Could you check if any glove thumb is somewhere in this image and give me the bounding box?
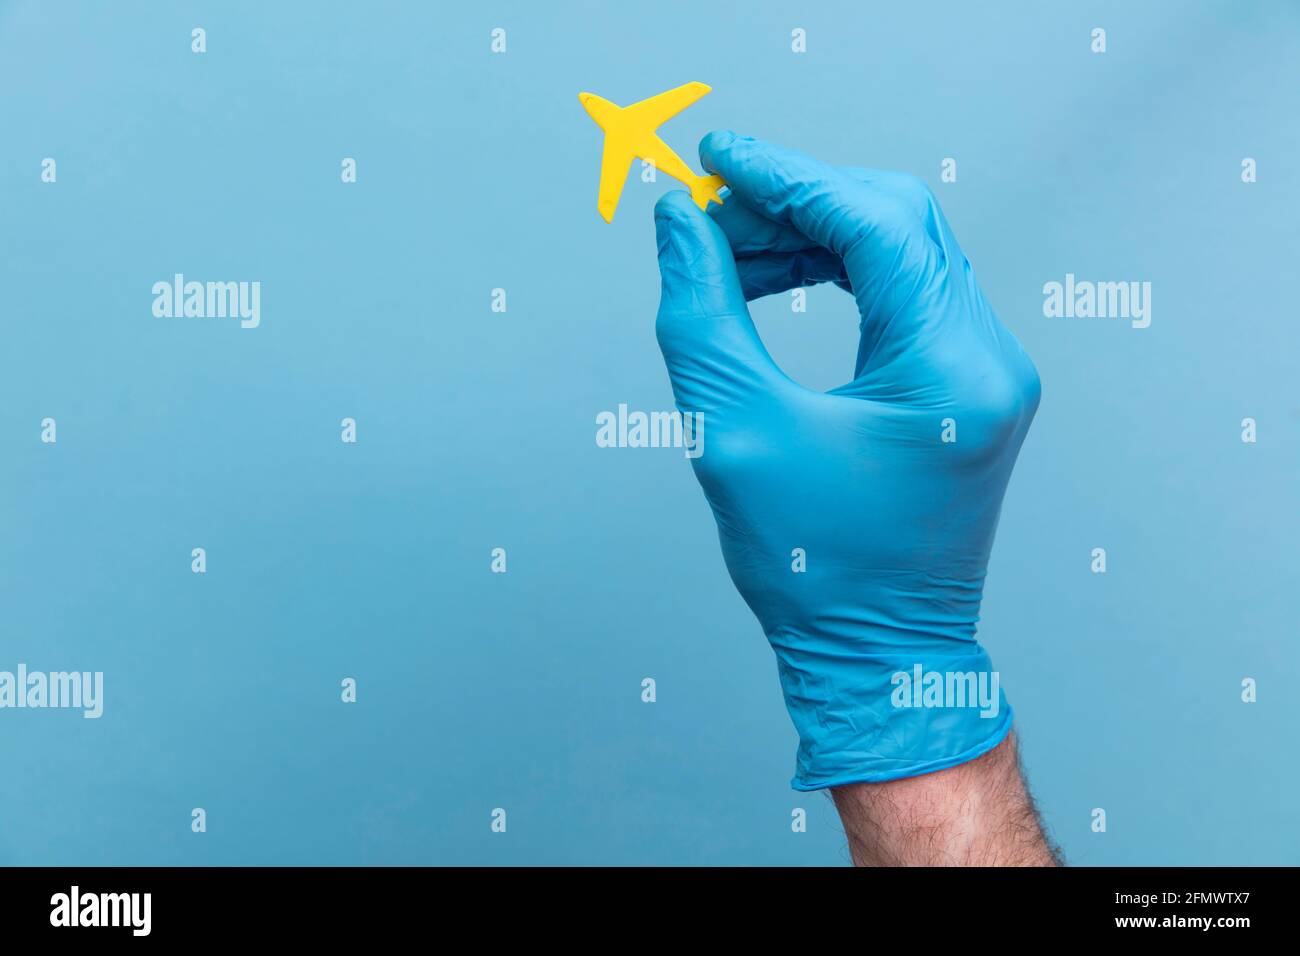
[654,191,781,412]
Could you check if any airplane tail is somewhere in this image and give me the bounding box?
[689,174,726,211]
[578,92,620,130]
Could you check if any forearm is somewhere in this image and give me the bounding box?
[830,732,1061,867]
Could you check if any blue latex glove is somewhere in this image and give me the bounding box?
[654,132,1040,789]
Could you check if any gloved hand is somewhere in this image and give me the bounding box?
[653,132,1040,789]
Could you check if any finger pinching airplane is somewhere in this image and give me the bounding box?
[578,81,726,223]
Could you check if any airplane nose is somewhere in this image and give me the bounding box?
[578,92,592,105]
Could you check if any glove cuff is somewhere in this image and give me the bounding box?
[777,644,1013,790]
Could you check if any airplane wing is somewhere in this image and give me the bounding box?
[623,81,712,130]
[595,135,636,223]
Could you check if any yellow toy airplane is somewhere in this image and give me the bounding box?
[579,81,726,223]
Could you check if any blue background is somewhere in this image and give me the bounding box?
[1,0,1297,865]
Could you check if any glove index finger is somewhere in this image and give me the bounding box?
[699,131,926,266]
